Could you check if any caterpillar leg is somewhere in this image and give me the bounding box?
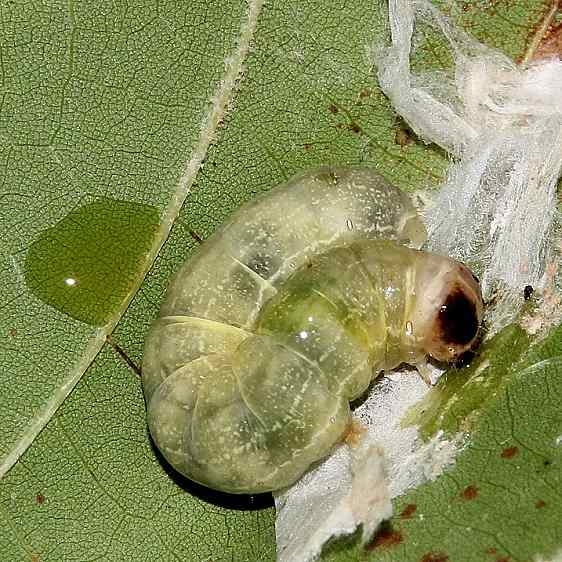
[415,360,435,386]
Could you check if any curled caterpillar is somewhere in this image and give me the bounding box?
[142,166,484,494]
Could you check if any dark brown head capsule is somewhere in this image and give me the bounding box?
[411,256,484,363]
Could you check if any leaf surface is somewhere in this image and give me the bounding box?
[323,325,562,562]
[0,1,559,561]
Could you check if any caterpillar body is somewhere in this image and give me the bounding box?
[142,166,483,494]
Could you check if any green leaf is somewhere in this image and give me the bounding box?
[323,324,562,562]
[1,0,252,476]
[402,325,531,439]
[0,345,276,561]
[0,1,559,561]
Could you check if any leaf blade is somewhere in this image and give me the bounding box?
[0,0,262,477]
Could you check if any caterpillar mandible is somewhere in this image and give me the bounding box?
[142,166,484,494]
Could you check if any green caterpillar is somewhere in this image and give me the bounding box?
[142,166,483,494]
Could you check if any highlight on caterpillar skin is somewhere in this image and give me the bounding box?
[142,166,484,494]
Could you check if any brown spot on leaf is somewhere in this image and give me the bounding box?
[395,127,414,147]
[30,554,40,562]
[535,499,546,508]
[359,88,371,98]
[188,229,203,244]
[106,335,142,377]
[349,122,362,134]
[486,547,498,555]
[303,143,312,152]
[400,503,417,519]
[501,446,519,459]
[520,1,561,64]
[368,525,403,549]
[420,552,449,562]
[8,327,17,337]
[328,103,339,114]
[462,485,479,500]
[496,557,511,562]
[35,493,45,505]
[533,21,562,61]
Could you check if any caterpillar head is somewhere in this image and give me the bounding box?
[412,254,484,363]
